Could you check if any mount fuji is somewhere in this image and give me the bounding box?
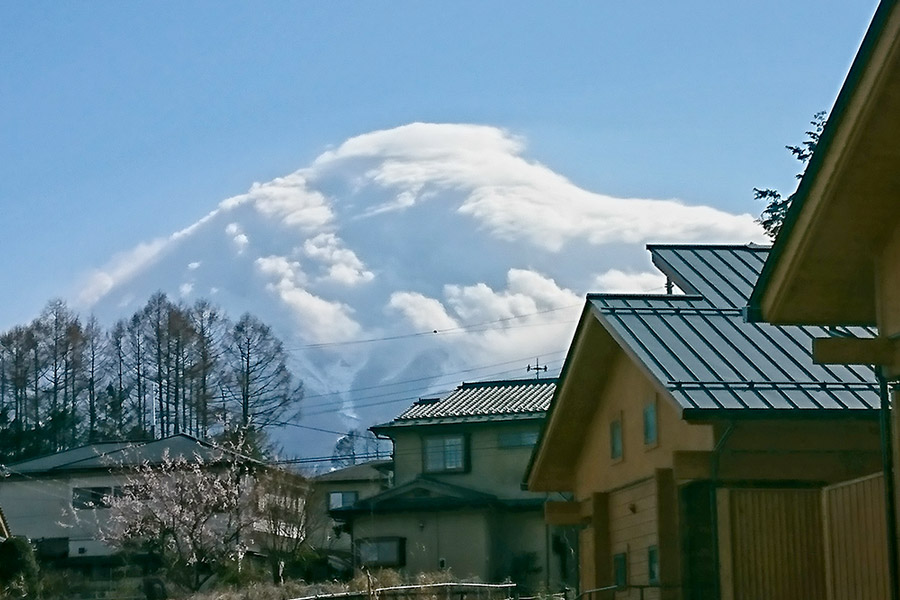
[73,122,765,463]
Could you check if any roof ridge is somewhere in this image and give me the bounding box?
[460,377,558,389]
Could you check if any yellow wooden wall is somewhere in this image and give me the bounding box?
[823,473,890,600]
[721,488,826,600]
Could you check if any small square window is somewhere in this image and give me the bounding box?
[498,428,540,448]
[613,552,628,588]
[648,546,660,584]
[328,491,358,510]
[424,435,467,473]
[610,419,623,461]
[357,537,406,567]
[72,487,114,510]
[643,401,658,446]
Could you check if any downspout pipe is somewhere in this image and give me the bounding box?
[709,422,736,600]
[876,367,899,600]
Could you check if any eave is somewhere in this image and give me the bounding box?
[749,0,900,326]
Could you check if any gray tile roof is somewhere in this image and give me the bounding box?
[377,378,557,429]
[588,244,879,415]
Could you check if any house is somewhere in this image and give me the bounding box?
[310,459,392,552]
[334,379,576,591]
[746,0,900,594]
[0,434,262,567]
[527,244,884,600]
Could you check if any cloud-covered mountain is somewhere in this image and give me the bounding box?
[76,123,764,461]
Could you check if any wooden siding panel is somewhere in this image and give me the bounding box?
[728,489,826,600]
[609,479,658,598]
[824,473,889,600]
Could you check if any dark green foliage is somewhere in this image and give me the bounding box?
[0,537,40,598]
[756,111,827,240]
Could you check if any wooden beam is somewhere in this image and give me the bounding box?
[674,451,712,480]
[545,500,588,525]
[675,449,882,484]
[813,336,899,366]
[656,469,682,600]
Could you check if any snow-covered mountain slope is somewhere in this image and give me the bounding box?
[77,123,764,462]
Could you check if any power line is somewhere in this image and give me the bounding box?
[288,303,581,350]
[296,349,567,410]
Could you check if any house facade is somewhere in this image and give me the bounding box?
[335,379,576,592]
[528,244,885,600]
[0,434,261,566]
[310,459,392,553]
[746,0,900,593]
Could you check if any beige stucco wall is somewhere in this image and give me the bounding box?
[353,509,491,579]
[310,478,386,551]
[572,351,713,500]
[391,423,543,499]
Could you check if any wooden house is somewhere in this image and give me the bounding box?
[527,244,885,599]
[747,0,900,595]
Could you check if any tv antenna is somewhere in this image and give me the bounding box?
[526,358,548,379]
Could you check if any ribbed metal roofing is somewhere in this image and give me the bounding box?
[588,244,879,414]
[649,243,769,307]
[385,378,557,427]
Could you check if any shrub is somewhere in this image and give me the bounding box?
[0,537,40,598]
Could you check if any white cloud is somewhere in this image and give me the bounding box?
[225,223,249,254]
[221,172,334,231]
[444,269,581,324]
[179,282,194,297]
[188,261,201,270]
[592,269,669,294]
[254,256,361,343]
[303,233,374,286]
[388,292,459,332]
[312,123,765,250]
[76,238,168,306]
[255,255,305,285]
[388,269,581,374]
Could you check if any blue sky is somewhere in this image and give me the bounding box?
[0,0,879,330]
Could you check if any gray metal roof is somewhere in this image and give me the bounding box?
[378,379,556,429]
[649,243,769,308]
[587,245,879,415]
[6,434,249,475]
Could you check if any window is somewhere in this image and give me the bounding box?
[424,434,466,473]
[328,491,358,510]
[613,552,628,589]
[72,486,121,509]
[357,537,406,567]
[648,546,660,585]
[610,418,623,461]
[643,399,658,447]
[498,428,539,448]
